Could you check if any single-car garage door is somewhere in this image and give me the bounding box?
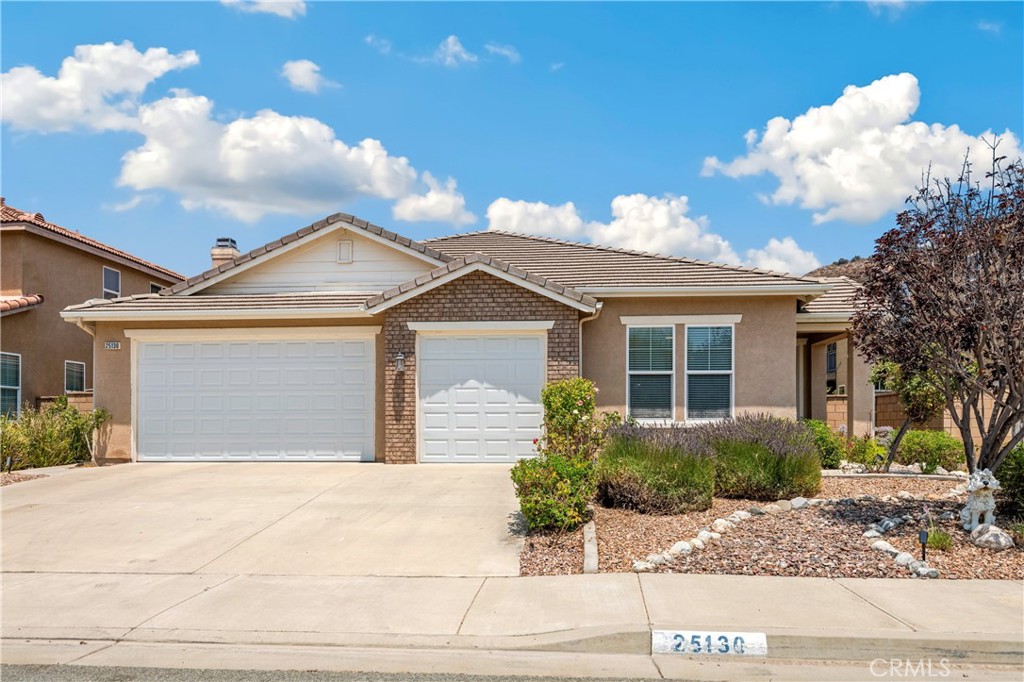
[135,333,374,461]
[418,333,544,462]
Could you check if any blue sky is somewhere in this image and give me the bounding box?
[3,1,1021,278]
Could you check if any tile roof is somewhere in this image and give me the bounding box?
[165,212,451,295]
[427,230,828,291]
[363,253,599,312]
[1,198,184,281]
[799,277,860,315]
[0,294,44,315]
[64,292,375,314]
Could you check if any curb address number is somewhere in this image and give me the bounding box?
[652,630,768,657]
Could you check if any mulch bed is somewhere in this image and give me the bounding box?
[0,471,47,486]
[519,476,1024,579]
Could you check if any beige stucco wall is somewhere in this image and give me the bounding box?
[90,317,386,464]
[1,230,178,407]
[582,296,798,422]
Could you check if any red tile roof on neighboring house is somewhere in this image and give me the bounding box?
[0,294,44,315]
[0,198,184,281]
[799,277,861,315]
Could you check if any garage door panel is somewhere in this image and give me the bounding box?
[137,338,373,462]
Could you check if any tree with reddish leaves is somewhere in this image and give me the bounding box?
[852,145,1024,474]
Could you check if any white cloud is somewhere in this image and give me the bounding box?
[977,20,1002,35]
[550,62,565,73]
[0,41,198,132]
[745,237,821,275]
[486,198,585,237]
[866,0,906,18]
[102,194,157,213]
[702,72,1021,224]
[393,173,475,225]
[364,34,392,55]
[485,42,521,64]
[221,0,306,19]
[419,35,478,68]
[281,59,338,93]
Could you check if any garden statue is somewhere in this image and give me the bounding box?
[960,468,1000,531]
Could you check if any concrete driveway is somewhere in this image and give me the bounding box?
[1,463,523,577]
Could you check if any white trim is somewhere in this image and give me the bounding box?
[177,224,446,296]
[797,312,853,323]
[336,240,353,264]
[625,325,676,423]
[64,360,86,393]
[580,285,830,298]
[1,351,22,417]
[123,326,381,342]
[102,266,121,299]
[619,314,742,326]
[130,338,138,463]
[408,321,555,333]
[367,262,598,314]
[61,307,372,321]
[683,324,736,422]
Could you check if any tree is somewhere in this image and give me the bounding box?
[870,361,945,471]
[852,145,1024,474]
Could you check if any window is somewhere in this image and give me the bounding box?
[825,343,837,374]
[627,326,674,420]
[64,361,86,392]
[102,267,121,299]
[337,240,353,263]
[685,325,733,421]
[150,283,163,294]
[1,352,21,417]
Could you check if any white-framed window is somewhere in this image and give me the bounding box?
[337,240,353,263]
[685,325,734,421]
[102,267,121,299]
[1,352,21,417]
[150,283,163,294]
[64,360,86,392]
[626,326,674,421]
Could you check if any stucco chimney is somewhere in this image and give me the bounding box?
[211,237,240,268]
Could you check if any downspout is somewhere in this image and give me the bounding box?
[578,302,603,378]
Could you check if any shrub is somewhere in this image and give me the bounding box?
[1,397,110,470]
[803,419,846,469]
[846,435,886,471]
[926,527,953,551]
[896,430,965,473]
[685,413,819,460]
[996,442,1024,517]
[596,429,714,514]
[713,440,821,500]
[536,378,618,461]
[510,453,595,531]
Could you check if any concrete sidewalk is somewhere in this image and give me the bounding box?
[2,572,1022,678]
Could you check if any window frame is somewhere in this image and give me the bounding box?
[102,266,121,299]
[150,282,163,294]
[1,351,22,417]
[625,325,676,424]
[825,342,837,374]
[684,324,735,423]
[64,360,86,393]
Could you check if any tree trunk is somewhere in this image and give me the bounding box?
[884,418,912,473]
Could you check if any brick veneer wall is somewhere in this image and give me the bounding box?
[36,391,94,413]
[383,270,582,463]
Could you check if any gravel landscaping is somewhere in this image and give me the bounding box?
[519,476,1024,579]
[0,472,47,487]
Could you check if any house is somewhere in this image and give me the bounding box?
[1,199,184,415]
[61,212,875,464]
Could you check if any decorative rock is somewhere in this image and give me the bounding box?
[726,513,743,524]
[670,541,693,556]
[869,523,883,533]
[934,467,949,476]
[697,530,714,543]
[808,498,825,507]
[633,560,654,572]
[748,506,766,516]
[647,553,667,565]
[708,532,722,540]
[897,491,915,501]
[733,510,752,520]
[881,495,897,503]
[938,511,957,521]
[871,540,899,556]
[711,519,735,533]
[691,538,705,550]
[970,524,1015,551]
[913,564,940,579]
[863,529,881,538]
[763,504,783,514]
[858,495,877,501]
[775,500,793,512]
[791,497,808,510]
[894,552,915,566]
[878,519,897,532]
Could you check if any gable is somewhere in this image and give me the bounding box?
[203,228,437,294]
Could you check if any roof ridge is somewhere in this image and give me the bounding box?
[428,229,821,284]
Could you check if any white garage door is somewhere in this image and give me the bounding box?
[136,336,374,461]
[418,333,545,462]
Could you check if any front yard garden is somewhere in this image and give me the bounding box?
[513,379,1024,580]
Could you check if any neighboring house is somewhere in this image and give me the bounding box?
[62,212,871,465]
[1,198,184,415]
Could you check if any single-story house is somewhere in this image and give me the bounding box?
[61,213,870,464]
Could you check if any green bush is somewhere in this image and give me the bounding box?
[596,431,714,514]
[0,397,111,470]
[847,435,886,471]
[713,439,821,500]
[926,527,952,551]
[803,419,846,469]
[510,453,595,531]
[896,430,965,473]
[536,378,618,461]
[996,442,1024,517]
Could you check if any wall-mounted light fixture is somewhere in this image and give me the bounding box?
[395,351,406,373]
